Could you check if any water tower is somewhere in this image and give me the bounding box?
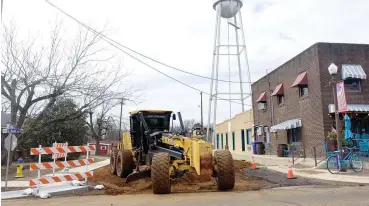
[206,0,252,143]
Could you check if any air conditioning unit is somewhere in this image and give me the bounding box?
[257,102,267,110]
[257,126,264,136]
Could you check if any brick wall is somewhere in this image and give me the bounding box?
[318,43,369,139]
[252,42,369,157]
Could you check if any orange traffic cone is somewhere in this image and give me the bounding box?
[287,160,296,179]
[251,155,257,170]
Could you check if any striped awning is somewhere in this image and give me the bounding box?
[328,104,369,113]
[270,119,302,132]
[341,64,367,80]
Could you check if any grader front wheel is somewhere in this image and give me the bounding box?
[214,150,235,190]
[116,150,133,178]
[151,152,171,194]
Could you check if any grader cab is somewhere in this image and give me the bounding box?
[110,110,235,194]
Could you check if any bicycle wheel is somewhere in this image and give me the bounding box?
[327,155,340,174]
[350,154,363,172]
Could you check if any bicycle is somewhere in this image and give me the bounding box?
[326,147,363,174]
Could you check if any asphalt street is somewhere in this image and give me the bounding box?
[3,185,369,206]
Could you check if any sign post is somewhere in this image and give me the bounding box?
[4,126,20,191]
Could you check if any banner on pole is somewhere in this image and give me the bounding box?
[336,81,347,113]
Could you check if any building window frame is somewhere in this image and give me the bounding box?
[246,129,252,145]
[344,78,361,93]
[225,133,229,149]
[221,133,224,149]
[277,95,285,105]
[287,127,302,144]
[299,85,309,98]
[241,129,246,151]
[232,132,235,151]
[100,145,107,150]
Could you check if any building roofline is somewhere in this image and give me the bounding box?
[215,109,253,126]
[251,42,369,85]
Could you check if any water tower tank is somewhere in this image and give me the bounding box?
[213,0,243,19]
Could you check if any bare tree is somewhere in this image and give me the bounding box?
[183,119,196,132]
[171,119,198,135]
[1,22,137,162]
[87,98,120,155]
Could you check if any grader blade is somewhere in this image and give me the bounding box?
[200,153,213,175]
[125,167,151,183]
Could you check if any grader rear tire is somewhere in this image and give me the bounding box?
[109,150,118,175]
[116,150,133,178]
[151,152,171,194]
[214,150,235,190]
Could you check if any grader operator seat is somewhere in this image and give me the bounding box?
[129,110,174,161]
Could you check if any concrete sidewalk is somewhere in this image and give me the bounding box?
[230,151,369,184]
[268,165,369,184]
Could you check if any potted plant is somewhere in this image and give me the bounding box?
[327,132,338,151]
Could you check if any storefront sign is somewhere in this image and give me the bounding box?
[336,81,347,112]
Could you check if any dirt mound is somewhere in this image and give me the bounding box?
[89,160,270,195]
[234,159,252,172]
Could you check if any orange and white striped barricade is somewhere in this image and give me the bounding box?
[52,142,68,176]
[29,143,96,192]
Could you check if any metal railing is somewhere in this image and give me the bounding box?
[291,150,300,165]
[287,142,304,165]
[311,140,326,167]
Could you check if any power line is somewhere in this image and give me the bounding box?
[45,0,251,85]
[44,0,251,106]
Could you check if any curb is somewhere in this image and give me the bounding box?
[268,166,369,184]
[1,184,89,200]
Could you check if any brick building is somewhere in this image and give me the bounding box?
[252,42,369,157]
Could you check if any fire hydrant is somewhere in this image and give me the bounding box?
[15,157,24,178]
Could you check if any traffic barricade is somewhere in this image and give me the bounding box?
[29,143,96,189]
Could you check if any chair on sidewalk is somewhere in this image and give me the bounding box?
[324,143,335,158]
[359,141,369,157]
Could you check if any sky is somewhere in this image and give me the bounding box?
[2,0,369,126]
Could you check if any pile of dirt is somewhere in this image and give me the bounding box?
[233,159,252,172]
[89,160,271,195]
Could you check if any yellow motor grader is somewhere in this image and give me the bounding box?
[109,110,235,194]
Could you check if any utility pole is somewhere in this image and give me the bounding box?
[200,92,203,131]
[118,98,125,141]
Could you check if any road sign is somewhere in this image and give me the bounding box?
[7,126,21,133]
[4,133,17,151]
[8,129,21,133]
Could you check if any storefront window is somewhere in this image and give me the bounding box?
[344,78,361,92]
[287,127,302,144]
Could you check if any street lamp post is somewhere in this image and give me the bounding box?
[328,63,342,153]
